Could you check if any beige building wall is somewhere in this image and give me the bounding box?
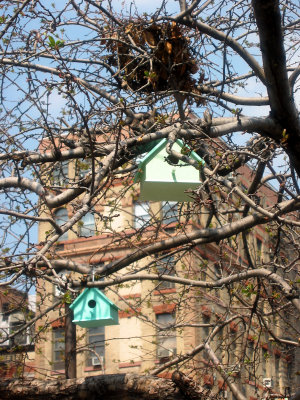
[35,159,299,399]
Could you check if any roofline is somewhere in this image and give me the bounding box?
[69,287,119,310]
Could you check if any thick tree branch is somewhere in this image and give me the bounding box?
[0,117,281,171]
[252,0,300,174]
[197,85,269,105]
[0,374,183,400]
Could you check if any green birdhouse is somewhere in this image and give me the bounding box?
[135,138,204,202]
[69,288,119,328]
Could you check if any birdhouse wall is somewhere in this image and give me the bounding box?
[140,181,200,202]
[139,141,202,201]
[144,142,201,183]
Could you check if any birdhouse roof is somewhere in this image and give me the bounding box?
[69,288,119,311]
[134,138,204,183]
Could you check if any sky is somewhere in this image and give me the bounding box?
[107,0,180,15]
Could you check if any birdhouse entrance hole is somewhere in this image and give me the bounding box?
[88,299,96,308]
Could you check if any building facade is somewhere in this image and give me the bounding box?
[35,154,300,399]
[0,288,35,378]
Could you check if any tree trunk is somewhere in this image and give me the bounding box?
[65,303,77,379]
[0,374,185,400]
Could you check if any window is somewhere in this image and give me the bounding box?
[0,327,9,346]
[247,339,255,364]
[202,314,210,337]
[76,158,92,179]
[286,344,294,385]
[275,354,280,384]
[2,303,9,321]
[256,238,262,261]
[54,208,68,241]
[200,258,208,281]
[79,212,95,237]
[53,328,65,370]
[161,201,178,228]
[156,313,176,361]
[53,161,68,186]
[9,321,27,346]
[214,263,222,297]
[229,332,237,364]
[134,202,150,229]
[156,256,176,290]
[215,331,223,359]
[261,348,268,374]
[214,263,222,279]
[86,326,105,367]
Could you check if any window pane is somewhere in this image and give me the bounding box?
[134,202,150,229]
[156,256,176,290]
[161,202,178,227]
[10,322,27,345]
[0,327,9,346]
[54,208,68,241]
[54,341,65,351]
[86,327,105,367]
[256,238,262,261]
[202,315,210,337]
[53,330,65,366]
[2,303,9,321]
[89,326,105,335]
[156,313,176,360]
[79,212,95,237]
[76,158,92,179]
[53,161,68,186]
[53,329,65,370]
[157,313,175,327]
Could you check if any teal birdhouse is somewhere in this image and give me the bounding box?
[69,288,119,328]
[135,138,204,202]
